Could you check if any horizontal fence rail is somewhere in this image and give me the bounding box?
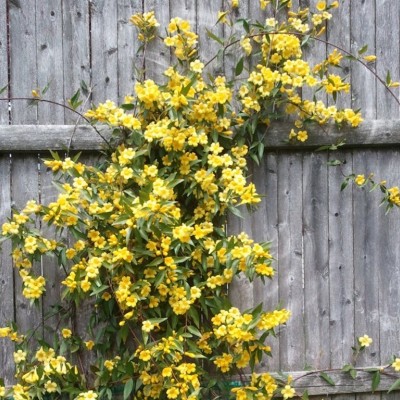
[1,120,400,152]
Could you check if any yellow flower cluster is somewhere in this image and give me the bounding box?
[129,11,159,42]
[164,18,198,60]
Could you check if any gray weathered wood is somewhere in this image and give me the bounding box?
[351,0,376,119]
[91,0,119,104]
[376,1,400,119]
[11,155,42,336]
[0,154,14,384]
[328,150,354,369]
[62,0,90,124]
[3,120,400,152]
[117,0,143,102]
[0,0,8,124]
[9,0,37,124]
[277,152,305,371]
[352,149,381,373]
[36,1,65,124]
[143,0,170,82]
[302,152,330,369]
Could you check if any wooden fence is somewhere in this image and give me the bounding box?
[1,0,400,398]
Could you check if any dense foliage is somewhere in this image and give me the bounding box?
[1,1,399,399]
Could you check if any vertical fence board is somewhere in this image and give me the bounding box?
[351,0,376,119]
[327,0,350,109]
[378,150,400,400]
[91,0,118,104]
[197,0,223,75]
[11,156,42,336]
[36,1,65,124]
[353,149,381,400]
[277,152,305,371]
[0,155,14,384]
[328,151,354,369]
[251,153,281,371]
[143,0,170,82]
[39,159,63,343]
[303,152,330,369]
[117,0,143,102]
[0,0,8,124]
[376,2,400,119]
[9,0,37,124]
[62,0,90,124]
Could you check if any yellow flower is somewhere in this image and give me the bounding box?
[232,0,239,7]
[14,350,26,363]
[392,358,400,371]
[190,60,204,73]
[166,387,180,399]
[142,320,155,332]
[330,1,339,8]
[297,130,308,142]
[316,1,326,11]
[355,175,366,186]
[0,386,5,397]
[62,328,72,339]
[359,334,373,347]
[85,340,95,350]
[363,55,377,63]
[44,381,58,393]
[281,385,295,399]
[104,359,115,371]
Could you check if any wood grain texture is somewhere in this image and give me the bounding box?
[90,0,119,104]
[2,120,400,151]
[11,155,43,337]
[62,0,90,124]
[117,0,143,102]
[197,0,224,76]
[376,1,400,119]
[0,155,14,384]
[328,150,354,369]
[277,152,305,371]
[143,0,170,82]
[0,0,8,124]
[9,0,37,124]
[350,0,376,119]
[352,150,381,372]
[36,1,65,123]
[302,152,330,369]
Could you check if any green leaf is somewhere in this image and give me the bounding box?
[320,372,335,386]
[187,325,202,337]
[123,378,134,400]
[0,84,8,95]
[386,70,392,85]
[358,44,368,55]
[302,390,309,400]
[371,371,380,392]
[388,378,400,393]
[235,57,244,76]
[350,369,357,380]
[206,29,224,45]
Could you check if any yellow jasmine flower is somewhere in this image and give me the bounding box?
[355,175,366,186]
[359,334,373,347]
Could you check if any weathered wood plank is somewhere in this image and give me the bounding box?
[39,158,63,342]
[326,0,350,109]
[0,154,14,384]
[302,152,330,369]
[0,0,8,124]
[2,120,400,152]
[36,1,65,123]
[351,0,376,119]
[251,154,280,371]
[117,0,143,102]
[376,1,400,119]
[9,0,37,124]
[11,155,43,337]
[328,150,354,369]
[91,0,119,104]
[197,0,224,76]
[277,152,305,370]
[143,0,170,82]
[62,0,90,124]
[352,149,381,371]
